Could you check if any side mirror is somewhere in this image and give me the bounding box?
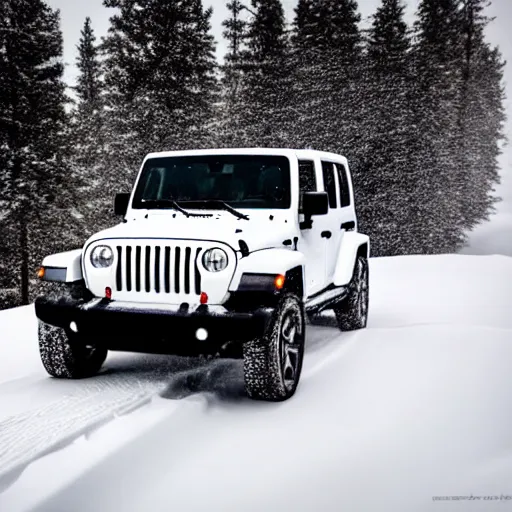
[303,191,328,216]
[114,193,130,216]
[301,191,328,230]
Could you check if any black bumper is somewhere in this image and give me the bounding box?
[35,296,274,357]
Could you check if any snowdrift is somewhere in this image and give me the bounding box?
[0,254,511,512]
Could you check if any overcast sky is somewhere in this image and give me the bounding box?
[46,0,511,202]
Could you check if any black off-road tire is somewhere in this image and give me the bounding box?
[243,293,306,402]
[38,321,107,379]
[334,256,369,331]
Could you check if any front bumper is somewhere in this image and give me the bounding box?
[35,296,274,357]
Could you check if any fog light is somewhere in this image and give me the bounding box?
[70,321,78,333]
[196,328,208,341]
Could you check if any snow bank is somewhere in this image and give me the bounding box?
[0,254,511,512]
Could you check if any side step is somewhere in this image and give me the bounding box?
[305,285,348,316]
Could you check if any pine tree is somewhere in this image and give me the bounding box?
[456,0,506,231]
[291,0,315,50]
[411,0,467,253]
[102,0,218,170]
[238,0,292,147]
[290,0,364,153]
[69,17,112,238]
[367,0,409,76]
[223,0,247,65]
[217,0,249,146]
[75,17,102,112]
[314,0,362,60]
[361,0,415,256]
[0,0,72,308]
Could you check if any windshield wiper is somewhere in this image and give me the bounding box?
[179,200,249,220]
[140,199,209,218]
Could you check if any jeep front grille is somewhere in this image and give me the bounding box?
[115,244,202,295]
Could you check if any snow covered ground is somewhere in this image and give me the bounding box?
[1,254,512,512]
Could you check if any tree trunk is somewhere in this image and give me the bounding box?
[19,205,29,305]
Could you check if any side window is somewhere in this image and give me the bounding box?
[298,160,316,212]
[322,161,337,209]
[335,163,351,207]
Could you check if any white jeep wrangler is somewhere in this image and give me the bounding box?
[35,149,370,402]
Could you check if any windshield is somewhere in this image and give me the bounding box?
[131,155,291,210]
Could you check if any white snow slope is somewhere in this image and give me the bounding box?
[0,254,512,512]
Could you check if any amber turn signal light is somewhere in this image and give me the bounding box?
[37,267,45,279]
[274,274,285,290]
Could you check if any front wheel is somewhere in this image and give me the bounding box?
[333,256,369,331]
[243,294,305,402]
[38,321,107,379]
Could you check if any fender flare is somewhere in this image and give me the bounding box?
[333,232,370,287]
[41,249,83,283]
[229,249,306,299]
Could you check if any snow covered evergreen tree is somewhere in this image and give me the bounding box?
[456,0,506,232]
[291,0,365,162]
[411,0,468,253]
[291,0,315,50]
[217,0,249,146]
[102,0,218,190]
[237,0,292,147]
[68,17,112,238]
[0,0,72,308]
[74,17,102,112]
[361,0,416,256]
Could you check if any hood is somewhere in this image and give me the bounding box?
[85,211,298,254]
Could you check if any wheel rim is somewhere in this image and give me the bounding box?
[279,308,303,392]
[355,261,369,324]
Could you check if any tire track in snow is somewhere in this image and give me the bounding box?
[0,324,347,494]
[0,356,212,493]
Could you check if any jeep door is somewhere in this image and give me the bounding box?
[297,159,328,296]
[321,160,343,285]
[321,160,357,285]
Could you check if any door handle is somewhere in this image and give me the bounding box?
[321,231,332,239]
[341,221,355,231]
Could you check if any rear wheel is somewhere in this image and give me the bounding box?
[243,294,305,402]
[38,321,107,379]
[334,256,369,331]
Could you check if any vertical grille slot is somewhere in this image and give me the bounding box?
[164,247,171,293]
[135,246,141,292]
[145,246,151,293]
[184,247,191,294]
[174,247,181,294]
[113,243,203,297]
[154,246,161,293]
[195,248,202,295]
[116,246,123,291]
[126,246,132,291]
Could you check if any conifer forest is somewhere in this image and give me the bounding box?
[0,0,507,309]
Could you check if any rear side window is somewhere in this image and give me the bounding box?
[335,163,351,207]
[322,161,337,209]
[298,160,316,212]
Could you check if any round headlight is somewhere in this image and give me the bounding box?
[202,248,228,272]
[90,245,114,268]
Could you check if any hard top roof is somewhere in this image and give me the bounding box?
[143,148,348,166]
